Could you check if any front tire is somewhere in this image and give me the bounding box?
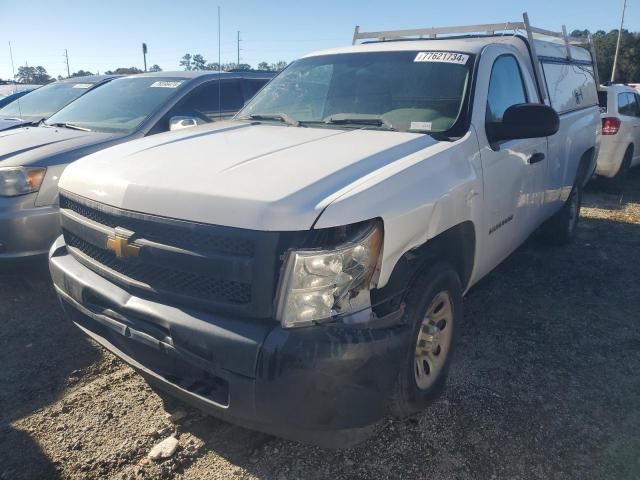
[390,262,462,417]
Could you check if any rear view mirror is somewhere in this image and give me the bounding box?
[487,103,560,142]
[169,116,199,131]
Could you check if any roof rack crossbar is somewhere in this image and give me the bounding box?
[352,22,527,44]
[352,12,601,99]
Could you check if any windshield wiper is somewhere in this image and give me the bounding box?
[323,114,395,131]
[245,113,299,127]
[46,122,92,132]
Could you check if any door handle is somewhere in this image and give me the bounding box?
[528,152,545,164]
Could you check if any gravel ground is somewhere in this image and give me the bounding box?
[1,173,639,480]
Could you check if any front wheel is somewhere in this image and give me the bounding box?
[390,262,462,417]
[539,179,582,246]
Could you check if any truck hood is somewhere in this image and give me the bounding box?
[0,126,120,168]
[60,121,441,230]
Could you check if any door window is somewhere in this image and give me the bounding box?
[244,79,268,100]
[632,93,640,117]
[220,80,244,112]
[170,79,244,120]
[486,55,528,124]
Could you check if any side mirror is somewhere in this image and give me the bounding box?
[169,115,200,131]
[487,103,559,142]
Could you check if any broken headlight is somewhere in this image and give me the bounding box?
[276,220,383,328]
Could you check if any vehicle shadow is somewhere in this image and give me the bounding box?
[0,260,102,480]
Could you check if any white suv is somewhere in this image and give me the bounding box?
[596,84,640,189]
[50,17,600,446]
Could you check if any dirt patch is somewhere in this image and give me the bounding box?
[1,173,640,480]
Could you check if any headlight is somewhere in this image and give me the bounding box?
[0,167,46,197]
[276,221,383,328]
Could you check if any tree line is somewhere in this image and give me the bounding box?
[9,28,640,85]
[178,53,287,72]
[571,29,640,83]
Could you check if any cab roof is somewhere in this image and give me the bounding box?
[304,35,592,63]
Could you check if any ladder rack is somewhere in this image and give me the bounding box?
[352,12,601,97]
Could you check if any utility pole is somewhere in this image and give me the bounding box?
[8,41,16,80]
[218,5,221,116]
[237,31,241,67]
[142,43,148,72]
[611,0,627,82]
[65,49,70,78]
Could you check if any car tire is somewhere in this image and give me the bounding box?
[539,179,582,246]
[607,146,633,193]
[389,262,462,418]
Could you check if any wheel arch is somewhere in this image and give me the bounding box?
[576,146,597,188]
[371,221,476,317]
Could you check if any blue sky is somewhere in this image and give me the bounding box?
[0,0,633,80]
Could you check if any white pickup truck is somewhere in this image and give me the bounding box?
[49,15,600,446]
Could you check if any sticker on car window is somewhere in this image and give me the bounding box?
[150,81,183,88]
[410,121,432,131]
[414,52,469,65]
[72,83,92,89]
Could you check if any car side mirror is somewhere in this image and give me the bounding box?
[487,103,560,142]
[169,115,199,131]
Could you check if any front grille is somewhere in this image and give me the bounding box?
[59,191,282,317]
[60,195,255,257]
[66,232,252,304]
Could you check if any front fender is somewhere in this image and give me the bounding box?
[314,131,483,288]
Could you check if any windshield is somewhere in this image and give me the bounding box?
[0,81,95,120]
[45,77,185,133]
[238,51,472,133]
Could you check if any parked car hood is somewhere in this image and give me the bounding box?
[0,126,121,168]
[60,121,441,230]
[0,117,38,132]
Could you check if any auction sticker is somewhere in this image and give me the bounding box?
[410,121,432,131]
[72,83,92,89]
[414,52,469,64]
[150,81,183,88]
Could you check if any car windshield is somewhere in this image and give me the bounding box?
[237,51,472,133]
[45,77,186,133]
[0,81,95,120]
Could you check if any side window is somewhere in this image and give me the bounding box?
[635,93,640,117]
[172,81,220,119]
[220,80,244,112]
[244,79,268,100]
[618,93,633,116]
[486,55,528,124]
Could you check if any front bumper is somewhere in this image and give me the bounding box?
[0,193,60,259]
[49,236,408,447]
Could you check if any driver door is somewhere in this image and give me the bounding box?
[475,48,548,276]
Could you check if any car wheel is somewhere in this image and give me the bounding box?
[390,262,462,417]
[539,179,582,246]
[607,146,633,193]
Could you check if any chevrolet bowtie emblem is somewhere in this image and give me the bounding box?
[106,235,140,259]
